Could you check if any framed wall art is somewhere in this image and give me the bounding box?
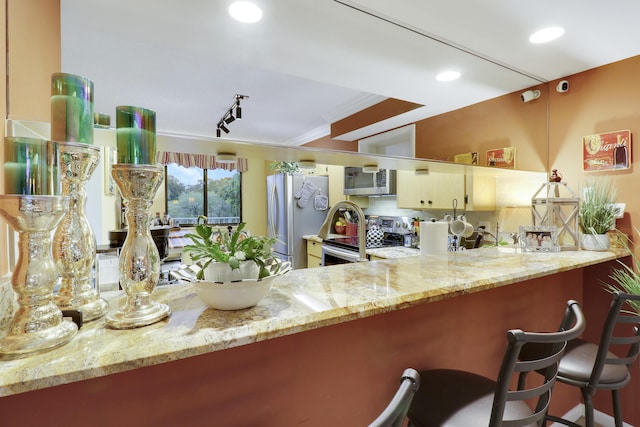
[486,147,515,168]
[454,152,478,164]
[583,129,631,171]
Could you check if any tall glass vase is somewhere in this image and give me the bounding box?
[0,195,77,359]
[106,164,170,329]
[52,142,108,321]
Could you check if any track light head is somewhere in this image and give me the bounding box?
[216,128,221,138]
[216,94,249,135]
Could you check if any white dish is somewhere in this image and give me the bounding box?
[195,276,275,310]
[194,260,290,310]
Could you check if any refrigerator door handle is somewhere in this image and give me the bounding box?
[268,181,284,246]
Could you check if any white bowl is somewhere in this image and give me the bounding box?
[195,277,275,310]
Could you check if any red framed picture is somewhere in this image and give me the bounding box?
[486,147,515,168]
[583,130,631,171]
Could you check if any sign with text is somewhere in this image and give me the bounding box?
[583,129,631,171]
[486,147,515,168]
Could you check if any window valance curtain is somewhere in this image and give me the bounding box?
[156,151,248,172]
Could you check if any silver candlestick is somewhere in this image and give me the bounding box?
[106,164,170,329]
[0,195,77,359]
[53,142,109,321]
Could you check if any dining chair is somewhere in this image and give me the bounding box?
[407,300,585,427]
[368,368,421,427]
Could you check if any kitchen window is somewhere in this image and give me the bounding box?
[165,163,242,225]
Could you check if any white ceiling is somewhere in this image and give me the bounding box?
[60,0,640,147]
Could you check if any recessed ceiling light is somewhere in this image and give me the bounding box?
[529,27,565,44]
[436,71,461,82]
[229,1,262,23]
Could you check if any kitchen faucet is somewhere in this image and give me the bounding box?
[317,200,367,262]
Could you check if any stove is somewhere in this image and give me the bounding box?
[321,216,411,266]
[323,233,405,251]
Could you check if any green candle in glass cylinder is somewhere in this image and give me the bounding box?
[51,73,94,144]
[3,137,60,195]
[116,106,156,164]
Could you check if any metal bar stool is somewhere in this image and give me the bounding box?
[407,300,585,427]
[369,368,421,427]
[526,291,640,427]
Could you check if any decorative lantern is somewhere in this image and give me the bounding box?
[531,181,580,251]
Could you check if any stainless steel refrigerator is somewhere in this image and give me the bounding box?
[267,173,329,269]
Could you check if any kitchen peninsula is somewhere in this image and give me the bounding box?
[0,247,632,426]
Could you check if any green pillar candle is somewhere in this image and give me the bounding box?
[51,73,94,144]
[116,106,156,164]
[3,137,60,195]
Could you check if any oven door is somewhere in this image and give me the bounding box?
[321,244,362,266]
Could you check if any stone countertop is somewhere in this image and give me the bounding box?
[0,247,627,396]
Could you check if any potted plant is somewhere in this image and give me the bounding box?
[183,216,279,281]
[608,240,640,315]
[578,176,618,251]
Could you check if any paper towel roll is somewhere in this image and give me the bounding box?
[420,221,449,256]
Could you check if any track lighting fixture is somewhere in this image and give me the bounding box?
[215,94,249,137]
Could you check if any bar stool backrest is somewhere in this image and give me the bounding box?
[368,368,421,427]
[588,291,640,391]
[490,300,586,427]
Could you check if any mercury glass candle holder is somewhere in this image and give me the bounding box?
[106,164,170,329]
[0,195,77,359]
[52,142,109,321]
[50,73,94,144]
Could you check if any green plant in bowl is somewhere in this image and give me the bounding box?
[579,176,618,235]
[183,216,279,280]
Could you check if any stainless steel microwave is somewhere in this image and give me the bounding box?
[343,167,396,196]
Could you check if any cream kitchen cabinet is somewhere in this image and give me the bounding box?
[464,175,496,211]
[396,170,465,210]
[396,170,495,211]
[306,239,323,268]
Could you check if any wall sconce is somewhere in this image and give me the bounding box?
[216,153,238,164]
[216,94,248,137]
[298,160,316,170]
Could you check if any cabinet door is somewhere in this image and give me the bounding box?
[397,170,464,209]
[465,175,496,211]
[306,240,323,268]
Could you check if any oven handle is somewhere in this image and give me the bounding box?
[321,244,363,264]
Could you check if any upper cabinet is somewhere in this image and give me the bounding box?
[396,170,465,210]
[396,170,495,211]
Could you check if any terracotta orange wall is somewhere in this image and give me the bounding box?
[414,84,548,171]
[303,134,358,151]
[1,0,60,275]
[6,0,59,122]
[548,55,640,241]
[1,0,6,275]
[330,98,422,138]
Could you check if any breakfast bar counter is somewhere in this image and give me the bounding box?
[0,246,633,426]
